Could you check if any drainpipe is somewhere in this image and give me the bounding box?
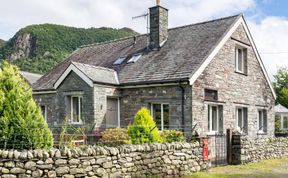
[178,83,185,132]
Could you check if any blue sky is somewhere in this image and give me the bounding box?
[0,0,288,78]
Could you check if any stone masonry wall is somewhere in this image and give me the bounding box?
[120,85,192,135]
[0,142,209,178]
[232,136,288,164]
[192,24,275,138]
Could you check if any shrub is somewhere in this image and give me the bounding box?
[128,107,162,144]
[100,128,131,146]
[160,130,185,143]
[0,61,53,149]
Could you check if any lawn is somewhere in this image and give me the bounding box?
[187,157,288,178]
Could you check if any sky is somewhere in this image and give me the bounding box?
[0,0,288,80]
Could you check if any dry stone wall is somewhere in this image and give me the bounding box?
[0,142,209,178]
[232,136,288,164]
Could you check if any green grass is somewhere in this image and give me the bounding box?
[187,157,288,178]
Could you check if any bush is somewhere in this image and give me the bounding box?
[100,128,131,146]
[128,107,162,144]
[275,115,281,133]
[160,130,185,143]
[0,61,53,149]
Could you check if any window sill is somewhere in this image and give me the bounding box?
[257,131,267,135]
[235,71,248,76]
[206,132,224,136]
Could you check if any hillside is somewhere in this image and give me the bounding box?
[0,24,137,74]
[0,39,5,47]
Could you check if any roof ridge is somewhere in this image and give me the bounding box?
[168,14,242,31]
[77,14,242,49]
[72,61,116,72]
[78,34,147,49]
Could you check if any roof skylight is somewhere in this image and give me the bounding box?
[113,56,125,65]
[127,54,142,63]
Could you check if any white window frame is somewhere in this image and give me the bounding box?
[235,47,246,73]
[281,114,288,130]
[70,96,83,124]
[208,104,219,134]
[40,105,47,121]
[127,54,142,63]
[236,107,244,130]
[258,109,264,133]
[151,103,169,131]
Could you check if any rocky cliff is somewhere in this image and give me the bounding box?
[0,24,137,74]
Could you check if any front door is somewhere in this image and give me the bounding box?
[106,98,119,128]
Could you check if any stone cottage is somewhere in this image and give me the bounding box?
[32,3,275,143]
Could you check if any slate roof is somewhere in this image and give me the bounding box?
[33,14,241,91]
[275,104,288,113]
[72,62,119,85]
[20,71,43,85]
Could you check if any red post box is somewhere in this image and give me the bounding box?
[202,138,209,161]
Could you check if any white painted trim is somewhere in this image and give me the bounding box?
[33,91,56,95]
[281,114,288,130]
[257,109,264,132]
[54,64,93,89]
[189,16,276,99]
[114,71,120,85]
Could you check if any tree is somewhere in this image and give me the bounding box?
[273,67,288,108]
[128,107,162,144]
[0,61,53,149]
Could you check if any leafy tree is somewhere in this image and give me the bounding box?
[128,107,162,144]
[273,67,288,108]
[0,61,53,149]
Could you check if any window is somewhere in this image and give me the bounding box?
[151,103,169,130]
[235,47,247,74]
[236,107,248,133]
[67,96,83,124]
[208,105,223,133]
[258,109,267,133]
[40,105,47,121]
[127,54,142,63]
[282,115,288,130]
[205,89,218,101]
[113,56,125,65]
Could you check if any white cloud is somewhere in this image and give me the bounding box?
[0,0,286,79]
[248,17,288,80]
[0,0,255,40]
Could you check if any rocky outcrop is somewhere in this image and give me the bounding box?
[0,142,209,178]
[8,33,36,61]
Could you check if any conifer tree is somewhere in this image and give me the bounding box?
[0,61,53,149]
[128,107,162,144]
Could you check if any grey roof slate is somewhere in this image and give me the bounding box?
[275,104,288,113]
[33,14,241,91]
[20,71,43,85]
[72,62,118,85]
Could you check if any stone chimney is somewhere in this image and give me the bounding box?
[149,0,168,49]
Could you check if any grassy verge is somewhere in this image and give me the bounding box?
[186,157,288,178]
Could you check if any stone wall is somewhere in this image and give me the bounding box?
[0,142,208,178]
[232,136,288,164]
[192,24,275,138]
[120,84,192,135]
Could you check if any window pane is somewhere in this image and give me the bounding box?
[152,104,162,129]
[284,117,288,129]
[163,104,169,129]
[238,49,243,71]
[72,97,79,122]
[212,106,217,131]
[258,111,263,130]
[40,106,46,120]
[238,108,243,128]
